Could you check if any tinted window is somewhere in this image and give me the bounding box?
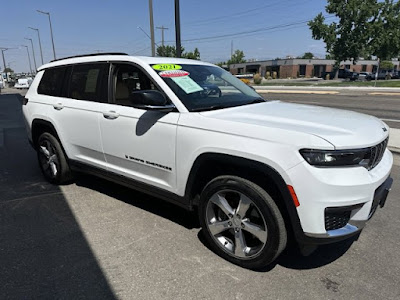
[38,67,66,96]
[69,64,108,102]
[113,64,158,107]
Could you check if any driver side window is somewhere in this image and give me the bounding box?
[113,64,158,107]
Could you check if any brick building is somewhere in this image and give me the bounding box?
[230,58,400,78]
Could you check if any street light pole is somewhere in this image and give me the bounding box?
[37,10,56,60]
[28,27,44,65]
[21,45,33,75]
[148,0,156,57]
[25,38,37,72]
[174,0,182,58]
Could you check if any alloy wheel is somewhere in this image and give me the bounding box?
[205,189,268,259]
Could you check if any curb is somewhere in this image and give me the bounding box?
[255,89,339,95]
[389,146,400,154]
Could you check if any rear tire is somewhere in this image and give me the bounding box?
[37,132,73,184]
[199,176,287,269]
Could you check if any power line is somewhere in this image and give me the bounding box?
[184,0,312,28]
[181,0,298,26]
[165,16,333,43]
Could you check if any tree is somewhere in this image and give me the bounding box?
[309,0,400,78]
[227,49,246,65]
[325,54,333,59]
[380,60,394,70]
[4,67,13,73]
[156,45,183,57]
[183,48,200,60]
[369,0,400,60]
[156,45,200,60]
[308,0,381,77]
[300,52,314,59]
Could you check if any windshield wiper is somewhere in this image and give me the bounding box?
[191,105,229,112]
[247,98,266,104]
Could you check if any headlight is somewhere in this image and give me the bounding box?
[300,149,370,167]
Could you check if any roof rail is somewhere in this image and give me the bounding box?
[50,52,129,63]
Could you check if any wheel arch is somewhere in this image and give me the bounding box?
[31,119,61,148]
[184,152,303,241]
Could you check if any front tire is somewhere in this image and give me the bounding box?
[199,176,287,269]
[37,132,73,184]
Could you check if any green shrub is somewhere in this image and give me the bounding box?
[265,71,270,79]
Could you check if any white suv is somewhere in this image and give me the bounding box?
[22,53,393,269]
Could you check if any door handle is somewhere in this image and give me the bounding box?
[53,103,64,110]
[103,111,120,120]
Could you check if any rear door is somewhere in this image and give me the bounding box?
[42,63,109,168]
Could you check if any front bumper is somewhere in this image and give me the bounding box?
[286,149,393,243]
[305,176,392,240]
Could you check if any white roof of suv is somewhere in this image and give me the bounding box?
[38,54,214,71]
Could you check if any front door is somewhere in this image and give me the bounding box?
[98,63,179,192]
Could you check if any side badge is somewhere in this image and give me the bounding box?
[383,127,388,132]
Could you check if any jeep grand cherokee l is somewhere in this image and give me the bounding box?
[22,53,393,269]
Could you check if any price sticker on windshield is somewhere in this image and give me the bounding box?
[159,70,189,78]
[152,64,182,70]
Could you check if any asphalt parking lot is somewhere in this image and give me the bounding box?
[1,93,399,299]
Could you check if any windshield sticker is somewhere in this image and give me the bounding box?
[171,76,203,94]
[159,70,190,78]
[152,64,182,70]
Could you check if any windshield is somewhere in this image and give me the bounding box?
[151,64,264,112]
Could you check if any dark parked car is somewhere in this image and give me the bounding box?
[368,69,399,80]
[359,72,373,81]
[321,69,359,81]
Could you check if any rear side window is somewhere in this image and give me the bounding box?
[69,64,108,102]
[37,67,66,96]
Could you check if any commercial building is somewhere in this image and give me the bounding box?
[230,58,400,78]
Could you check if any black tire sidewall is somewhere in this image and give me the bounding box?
[199,176,287,270]
[37,132,71,184]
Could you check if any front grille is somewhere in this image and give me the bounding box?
[366,138,388,170]
[325,210,351,231]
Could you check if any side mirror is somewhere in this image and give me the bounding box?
[130,90,175,111]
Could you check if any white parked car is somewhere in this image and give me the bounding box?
[14,77,32,89]
[22,53,393,269]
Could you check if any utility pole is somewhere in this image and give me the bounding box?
[231,40,233,57]
[28,27,44,65]
[156,26,169,47]
[0,48,17,83]
[37,10,56,60]
[25,38,37,71]
[174,0,181,57]
[0,49,6,72]
[21,45,33,75]
[148,0,155,57]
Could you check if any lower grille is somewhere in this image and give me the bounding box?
[325,211,351,231]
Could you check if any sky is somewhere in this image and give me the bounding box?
[0,0,328,73]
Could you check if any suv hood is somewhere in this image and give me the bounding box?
[200,101,388,149]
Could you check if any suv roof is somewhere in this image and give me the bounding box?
[50,52,129,62]
[37,54,214,71]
